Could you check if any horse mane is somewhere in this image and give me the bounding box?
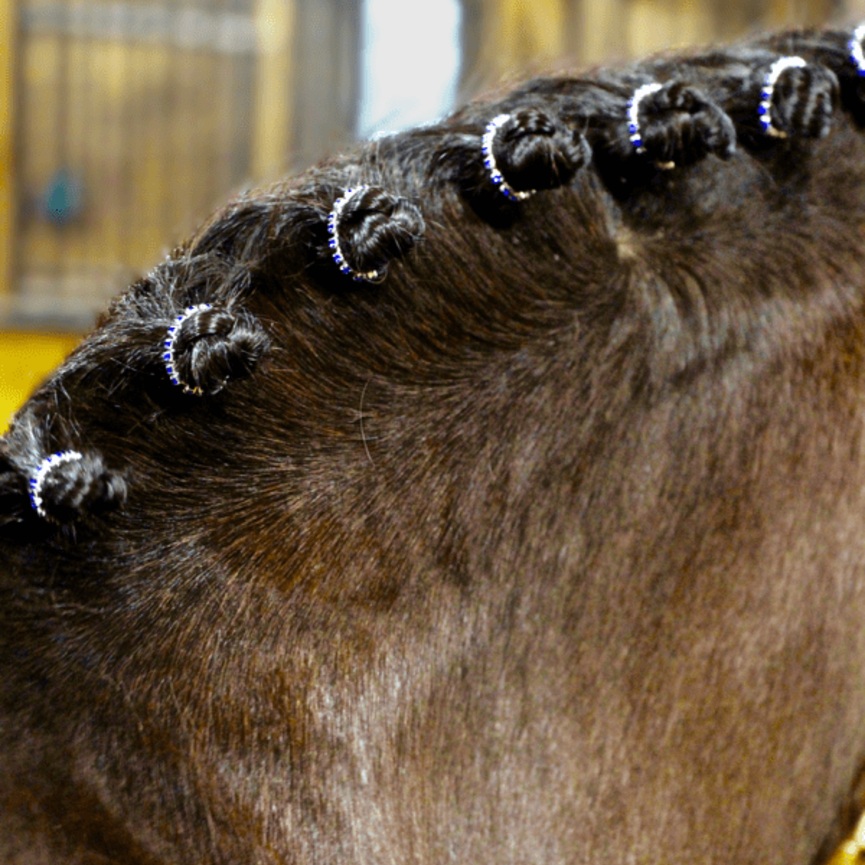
[3,25,865,865]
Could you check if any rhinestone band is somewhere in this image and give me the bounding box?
[758,56,807,138]
[481,114,536,201]
[627,82,663,154]
[851,23,865,75]
[163,304,212,394]
[327,187,381,281]
[29,451,83,519]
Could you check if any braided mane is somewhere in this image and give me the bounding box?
[3,26,865,865]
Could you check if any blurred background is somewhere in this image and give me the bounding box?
[0,0,859,430]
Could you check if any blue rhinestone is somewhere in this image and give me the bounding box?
[758,105,767,115]
[628,123,637,133]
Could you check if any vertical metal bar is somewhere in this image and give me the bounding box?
[252,0,295,181]
[57,0,73,300]
[102,12,128,278]
[0,0,17,300]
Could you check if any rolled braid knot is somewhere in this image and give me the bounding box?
[626,81,736,166]
[482,109,589,200]
[163,302,271,396]
[327,185,424,282]
[29,450,127,523]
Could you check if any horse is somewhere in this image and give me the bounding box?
[2,25,865,865]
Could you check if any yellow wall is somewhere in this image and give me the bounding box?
[0,332,81,432]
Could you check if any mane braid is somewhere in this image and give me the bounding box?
[3,24,865,865]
